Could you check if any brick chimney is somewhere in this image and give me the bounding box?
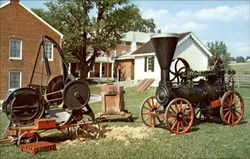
[157,29,161,34]
[10,0,20,3]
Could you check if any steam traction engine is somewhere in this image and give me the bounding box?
[140,33,245,134]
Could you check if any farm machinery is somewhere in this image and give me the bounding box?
[1,35,99,145]
[140,33,245,134]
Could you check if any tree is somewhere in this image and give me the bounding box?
[246,56,250,62]
[236,56,245,63]
[207,41,231,69]
[32,0,155,80]
[229,57,235,62]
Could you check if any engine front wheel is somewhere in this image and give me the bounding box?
[165,98,194,134]
[140,96,165,127]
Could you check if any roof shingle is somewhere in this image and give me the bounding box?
[132,32,191,55]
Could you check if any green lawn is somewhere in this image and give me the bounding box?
[0,86,249,159]
[229,62,250,75]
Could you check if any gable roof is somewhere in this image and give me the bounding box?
[132,32,212,57]
[0,1,63,39]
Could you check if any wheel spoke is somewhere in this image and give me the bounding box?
[233,98,240,105]
[183,118,189,126]
[142,112,152,115]
[151,97,155,108]
[183,116,191,120]
[146,100,153,108]
[171,120,178,130]
[227,113,232,124]
[168,118,176,124]
[180,101,183,111]
[184,109,191,115]
[235,110,242,116]
[231,113,235,125]
[176,121,180,133]
[175,103,180,112]
[170,107,177,114]
[180,121,185,131]
[156,117,163,123]
[166,114,177,118]
[153,117,156,126]
[223,107,230,111]
[144,115,150,122]
[143,106,151,111]
[224,110,230,119]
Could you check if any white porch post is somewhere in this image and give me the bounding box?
[99,62,102,78]
[88,71,90,78]
[68,63,71,75]
[111,63,114,78]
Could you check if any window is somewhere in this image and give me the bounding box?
[9,71,22,90]
[10,40,22,59]
[144,56,154,72]
[44,42,53,61]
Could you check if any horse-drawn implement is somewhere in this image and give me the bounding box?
[140,33,245,134]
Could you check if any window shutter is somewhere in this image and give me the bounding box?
[152,56,154,72]
[144,57,147,72]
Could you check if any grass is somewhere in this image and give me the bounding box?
[229,62,250,75]
[0,86,250,159]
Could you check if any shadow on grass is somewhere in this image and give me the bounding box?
[97,116,138,123]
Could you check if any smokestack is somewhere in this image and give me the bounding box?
[150,33,179,84]
[10,0,20,3]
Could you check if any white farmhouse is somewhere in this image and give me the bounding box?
[132,32,212,83]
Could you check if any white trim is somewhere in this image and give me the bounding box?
[9,39,22,60]
[176,32,212,57]
[190,33,212,57]
[133,52,155,57]
[9,71,22,90]
[0,1,10,8]
[19,3,63,39]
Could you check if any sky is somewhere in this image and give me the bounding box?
[2,0,249,58]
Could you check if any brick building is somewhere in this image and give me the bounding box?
[85,31,152,80]
[0,0,63,99]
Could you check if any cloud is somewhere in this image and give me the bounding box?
[142,9,168,19]
[195,5,249,22]
[227,41,250,57]
[141,8,206,33]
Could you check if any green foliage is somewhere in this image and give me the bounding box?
[230,56,235,61]
[246,56,250,61]
[236,56,245,63]
[32,0,155,79]
[207,41,231,69]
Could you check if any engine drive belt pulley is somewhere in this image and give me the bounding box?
[63,80,90,110]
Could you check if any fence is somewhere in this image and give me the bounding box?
[235,75,250,88]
